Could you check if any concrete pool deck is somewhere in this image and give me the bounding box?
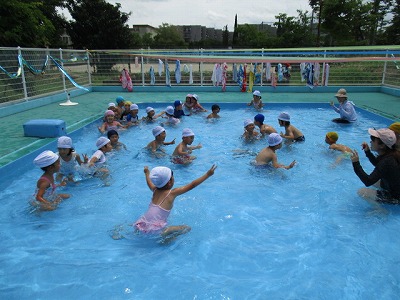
[1,86,399,167]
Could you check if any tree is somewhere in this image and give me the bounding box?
[223,25,229,48]
[385,0,400,44]
[153,23,186,48]
[0,0,63,47]
[320,0,371,45]
[235,24,269,48]
[309,0,323,46]
[274,12,313,47]
[232,14,238,47]
[66,0,133,49]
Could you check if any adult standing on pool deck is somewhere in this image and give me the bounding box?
[350,128,400,204]
[330,88,357,123]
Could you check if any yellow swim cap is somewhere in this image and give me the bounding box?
[124,101,132,106]
[326,131,338,142]
[389,122,400,134]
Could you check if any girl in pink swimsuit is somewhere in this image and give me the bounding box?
[32,150,70,211]
[134,164,217,239]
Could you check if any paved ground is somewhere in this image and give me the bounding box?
[1,90,399,167]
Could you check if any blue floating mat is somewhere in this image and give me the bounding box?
[23,119,67,138]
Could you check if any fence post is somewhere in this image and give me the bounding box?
[59,48,67,92]
[141,55,145,86]
[200,48,204,86]
[18,47,28,100]
[261,48,264,86]
[86,49,92,86]
[321,50,326,86]
[382,50,388,85]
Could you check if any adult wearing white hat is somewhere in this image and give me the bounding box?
[351,128,400,204]
[134,164,217,239]
[330,88,357,123]
[33,150,70,210]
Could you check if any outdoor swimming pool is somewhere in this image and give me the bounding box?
[1,102,399,299]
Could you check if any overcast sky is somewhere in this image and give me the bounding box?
[104,0,311,30]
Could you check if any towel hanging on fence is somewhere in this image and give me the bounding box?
[189,64,193,84]
[158,59,164,76]
[150,66,155,85]
[221,62,228,92]
[322,63,330,86]
[175,60,181,84]
[165,61,171,87]
[265,62,271,81]
[120,68,133,92]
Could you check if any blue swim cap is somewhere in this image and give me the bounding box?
[116,96,124,104]
[254,114,265,123]
[174,100,182,107]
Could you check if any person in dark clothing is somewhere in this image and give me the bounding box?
[351,128,400,204]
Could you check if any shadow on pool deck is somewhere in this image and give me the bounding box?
[1,90,399,167]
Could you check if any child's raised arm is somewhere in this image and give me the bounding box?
[173,164,216,196]
[144,166,156,190]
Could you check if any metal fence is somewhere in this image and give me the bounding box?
[1,46,399,104]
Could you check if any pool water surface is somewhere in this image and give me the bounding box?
[1,103,399,299]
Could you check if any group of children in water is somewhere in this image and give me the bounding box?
[32,89,400,241]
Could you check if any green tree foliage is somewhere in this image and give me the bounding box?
[235,24,269,48]
[274,12,313,47]
[320,0,366,45]
[0,0,63,47]
[66,0,133,49]
[232,14,239,47]
[223,25,229,48]
[385,0,400,44]
[153,23,186,48]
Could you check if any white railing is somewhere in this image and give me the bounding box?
[1,46,399,104]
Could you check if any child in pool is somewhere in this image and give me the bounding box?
[146,126,176,156]
[142,107,165,122]
[115,96,125,117]
[33,150,70,211]
[255,133,296,169]
[162,106,180,125]
[278,112,305,142]
[107,102,120,119]
[172,128,202,164]
[325,131,352,153]
[173,100,189,118]
[87,137,113,179]
[389,122,400,151]
[98,110,127,134]
[191,94,207,112]
[183,93,194,112]
[56,136,88,183]
[120,101,132,122]
[254,113,276,135]
[107,130,127,151]
[325,131,352,165]
[247,90,263,109]
[134,164,217,240]
[207,104,221,119]
[242,119,260,142]
[126,104,140,126]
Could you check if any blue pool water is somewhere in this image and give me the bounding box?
[1,103,399,299]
